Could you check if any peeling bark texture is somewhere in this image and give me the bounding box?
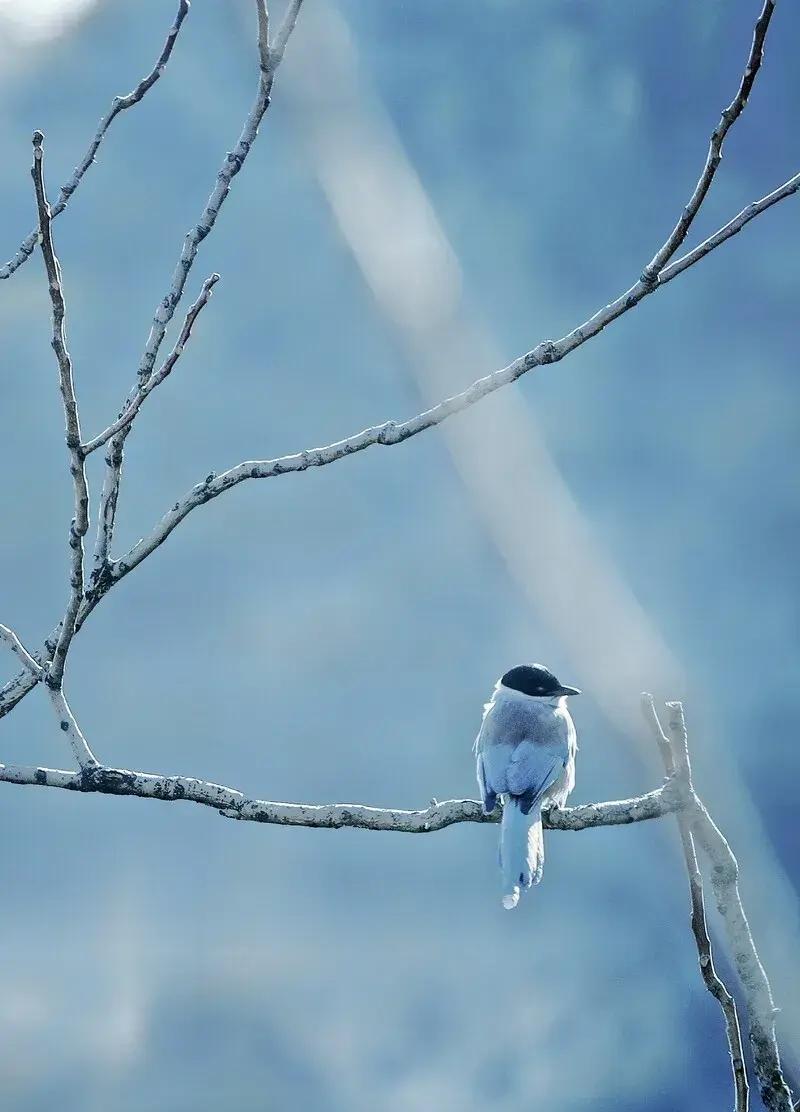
[0,3,795,1106]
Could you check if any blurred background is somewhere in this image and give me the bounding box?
[0,0,797,1108]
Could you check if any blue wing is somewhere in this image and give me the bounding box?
[506,746,563,813]
[476,695,570,810]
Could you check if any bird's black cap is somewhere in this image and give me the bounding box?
[501,663,581,698]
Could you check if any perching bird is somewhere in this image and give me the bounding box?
[475,663,580,909]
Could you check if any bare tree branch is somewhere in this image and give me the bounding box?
[643,695,749,1112]
[3,162,796,705]
[658,172,800,286]
[271,0,306,63]
[255,0,270,66]
[0,625,44,680]
[90,0,305,578]
[641,0,776,283]
[46,688,99,771]
[662,702,793,1112]
[0,0,191,283]
[30,132,89,688]
[104,164,799,592]
[0,2,794,1104]
[2,0,794,715]
[81,273,220,456]
[0,625,96,769]
[0,762,679,832]
[0,624,59,719]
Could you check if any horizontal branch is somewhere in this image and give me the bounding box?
[0,763,678,833]
[107,167,799,588]
[0,0,190,282]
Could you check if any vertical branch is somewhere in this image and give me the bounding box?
[31,132,89,688]
[642,0,776,281]
[0,626,44,680]
[255,0,270,64]
[91,0,304,576]
[643,695,749,1112]
[663,702,793,1112]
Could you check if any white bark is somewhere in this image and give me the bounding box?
[30,132,89,687]
[644,695,749,1112]
[0,3,795,1105]
[656,700,793,1112]
[0,761,677,833]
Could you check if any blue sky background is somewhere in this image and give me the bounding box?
[0,0,798,1108]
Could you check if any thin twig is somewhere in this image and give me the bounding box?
[91,0,305,574]
[658,172,800,286]
[0,0,191,282]
[31,132,88,688]
[664,703,793,1112]
[641,0,776,283]
[100,165,798,591]
[3,160,797,713]
[2,7,796,715]
[81,274,220,456]
[0,763,679,832]
[1,167,795,706]
[0,625,44,680]
[643,695,749,1112]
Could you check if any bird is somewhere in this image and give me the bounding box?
[474,663,580,909]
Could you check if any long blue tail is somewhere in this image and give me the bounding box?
[500,798,544,910]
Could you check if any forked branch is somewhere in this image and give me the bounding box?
[643,695,749,1112]
[0,0,796,718]
[0,6,795,1105]
[644,697,792,1112]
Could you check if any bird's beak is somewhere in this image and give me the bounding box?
[557,685,581,697]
